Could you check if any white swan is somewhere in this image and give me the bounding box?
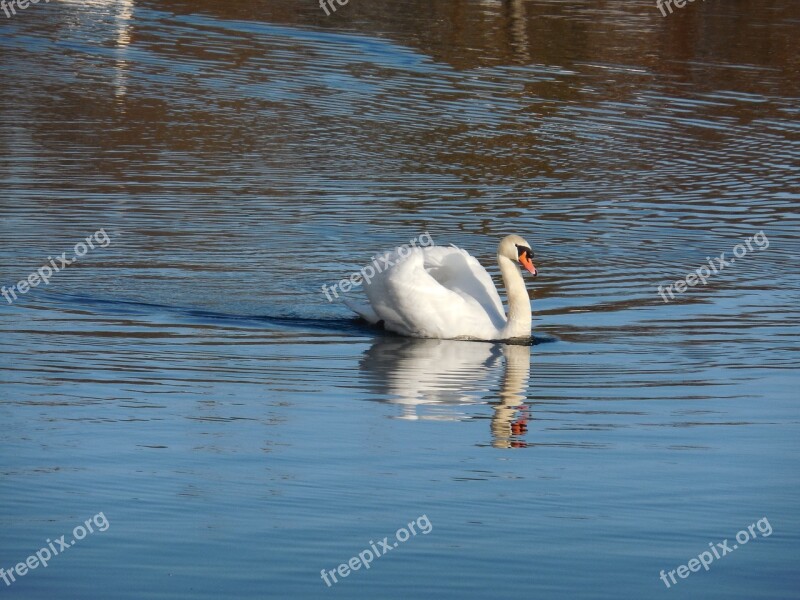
[345,235,537,341]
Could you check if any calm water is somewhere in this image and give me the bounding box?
[1,1,799,598]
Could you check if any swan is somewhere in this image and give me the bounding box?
[344,235,537,341]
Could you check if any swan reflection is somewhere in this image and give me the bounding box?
[359,337,532,448]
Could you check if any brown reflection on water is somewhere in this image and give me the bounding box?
[3,0,796,189]
[0,0,797,323]
[160,0,800,83]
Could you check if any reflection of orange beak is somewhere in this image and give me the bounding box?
[520,255,537,276]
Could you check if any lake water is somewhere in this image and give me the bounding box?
[1,1,799,598]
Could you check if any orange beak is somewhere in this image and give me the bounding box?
[520,255,537,276]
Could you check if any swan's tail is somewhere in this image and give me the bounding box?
[343,297,382,325]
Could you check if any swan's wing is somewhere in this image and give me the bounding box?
[364,246,506,338]
[424,246,505,320]
[343,297,381,325]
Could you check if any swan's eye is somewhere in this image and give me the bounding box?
[515,245,533,261]
[515,244,537,276]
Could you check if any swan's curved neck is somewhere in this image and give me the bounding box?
[498,255,532,339]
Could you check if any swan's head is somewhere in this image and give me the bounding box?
[498,235,537,276]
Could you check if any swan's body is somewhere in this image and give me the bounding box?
[345,235,537,341]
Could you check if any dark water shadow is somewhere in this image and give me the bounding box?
[37,291,380,336]
[37,291,560,345]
